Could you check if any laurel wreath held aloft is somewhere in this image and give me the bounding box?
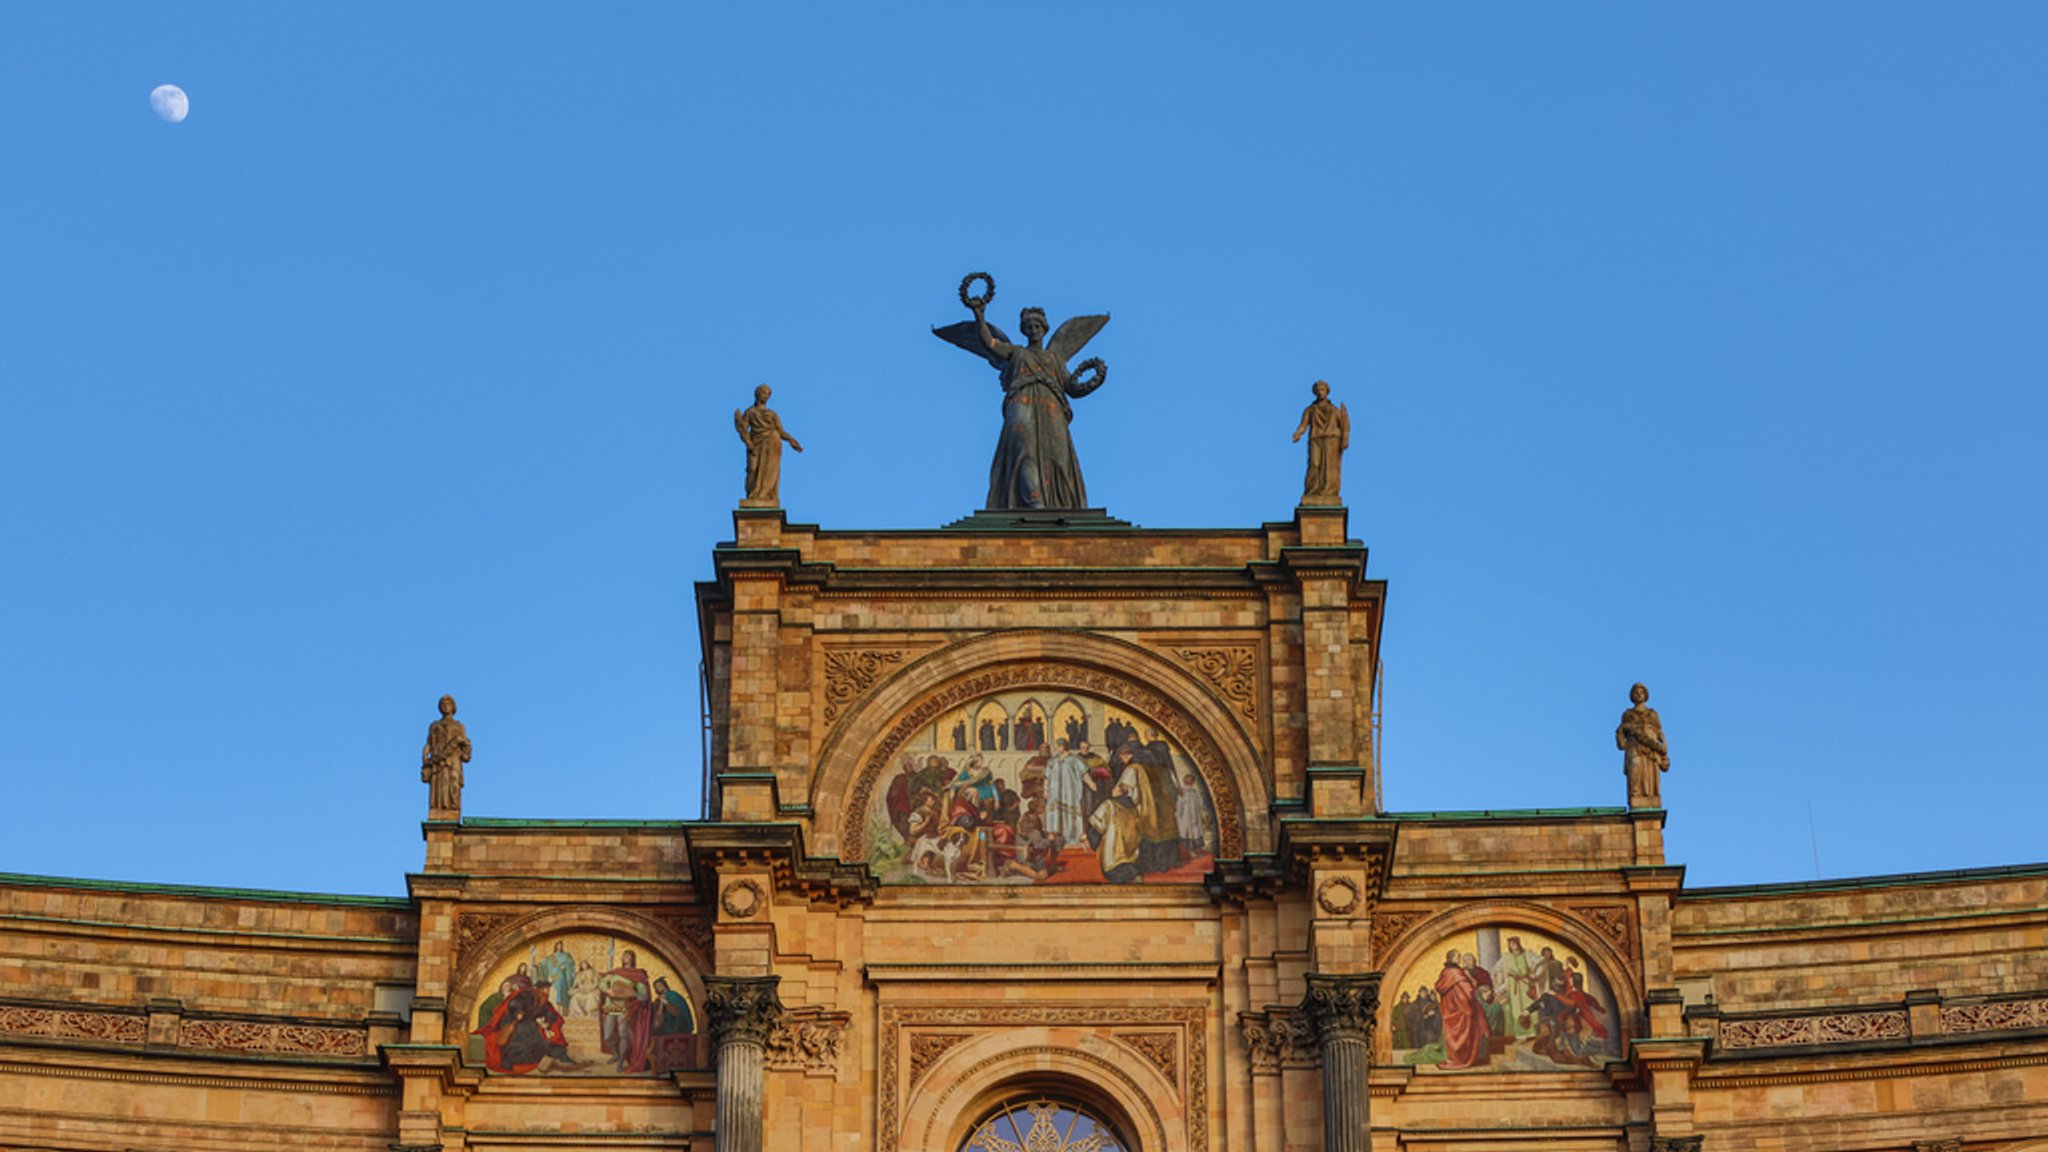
[1068,357,1108,394]
[959,271,995,311]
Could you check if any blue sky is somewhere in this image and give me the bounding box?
[2,4,2042,896]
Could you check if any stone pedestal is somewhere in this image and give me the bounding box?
[1301,972,1381,1152]
[704,975,783,1152]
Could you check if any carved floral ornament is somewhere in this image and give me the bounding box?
[1316,876,1362,917]
[841,661,1249,861]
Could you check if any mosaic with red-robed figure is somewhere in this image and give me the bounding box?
[466,934,697,1076]
[1386,926,1623,1072]
[866,689,1218,885]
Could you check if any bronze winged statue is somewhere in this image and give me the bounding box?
[932,272,1109,511]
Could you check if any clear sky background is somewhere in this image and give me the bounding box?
[3,4,2042,897]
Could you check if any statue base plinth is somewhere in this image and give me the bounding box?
[943,508,1135,531]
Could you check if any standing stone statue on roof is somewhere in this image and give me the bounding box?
[1293,379,1351,506]
[932,272,1110,511]
[421,694,472,818]
[1616,682,1670,808]
[735,384,802,508]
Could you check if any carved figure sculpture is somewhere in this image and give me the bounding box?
[735,385,802,507]
[1293,380,1351,505]
[421,694,472,815]
[932,272,1109,511]
[1616,682,1670,808]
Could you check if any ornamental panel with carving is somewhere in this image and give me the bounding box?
[0,1004,146,1045]
[1940,995,2048,1035]
[823,647,912,725]
[180,1017,369,1057]
[1716,1009,1909,1051]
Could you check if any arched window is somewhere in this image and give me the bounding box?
[960,1097,1129,1152]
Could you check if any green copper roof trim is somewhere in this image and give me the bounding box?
[0,871,411,908]
[457,818,696,830]
[1380,806,1634,821]
[1681,860,2048,899]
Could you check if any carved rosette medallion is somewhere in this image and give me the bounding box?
[1316,876,1362,917]
[720,879,765,920]
[1300,972,1381,1047]
[823,648,909,724]
[704,975,785,1050]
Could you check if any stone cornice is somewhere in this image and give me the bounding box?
[864,962,1220,984]
[687,822,878,907]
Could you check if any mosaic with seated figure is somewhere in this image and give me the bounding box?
[866,689,1218,885]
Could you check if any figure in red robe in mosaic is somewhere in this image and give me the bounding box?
[1434,951,1491,1070]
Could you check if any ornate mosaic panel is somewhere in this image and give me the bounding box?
[865,687,1218,885]
[467,933,697,1076]
[1385,925,1622,1072]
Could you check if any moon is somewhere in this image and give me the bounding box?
[149,84,189,123]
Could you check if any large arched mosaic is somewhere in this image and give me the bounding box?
[842,662,1247,883]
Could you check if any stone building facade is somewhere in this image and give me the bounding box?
[3,503,2045,1151]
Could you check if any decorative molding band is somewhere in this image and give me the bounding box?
[0,1004,145,1045]
[865,962,1219,983]
[1941,994,2048,1035]
[1695,1050,2048,1090]
[1717,1009,1908,1051]
[0,1057,398,1096]
[178,1017,368,1058]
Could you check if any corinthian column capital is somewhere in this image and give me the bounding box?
[704,975,784,1050]
[1300,972,1382,1048]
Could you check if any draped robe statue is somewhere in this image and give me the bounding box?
[1616,682,1670,808]
[421,694,472,816]
[934,295,1109,511]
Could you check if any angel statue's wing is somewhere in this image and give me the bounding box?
[1047,313,1109,363]
[931,320,1013,369]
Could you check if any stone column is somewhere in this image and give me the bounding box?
[705,975,783,1152]
[1301,972,1381,1152]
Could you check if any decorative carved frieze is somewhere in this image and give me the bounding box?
[845,663,1246,860]
[1369,910,1429,961]
[0,1004,146,1045]
[1116,1031,1179,1082]
[453,912,516,975]
[179,1017,369,1057]
[1911,1141,1962,1152]
[823,648,909,724]
[1168,644,1260,725]
[764,1008,847,1073]
[1649,1138,1703,1152]
[1238,1008,1318,1072]
[1301,973,1381,1047]
[1717,1009,1908,1051]
[705,975,785,1049]
[907,1032,970,1085]
[1566,903,1635,953]
[1941,995,2048,1035]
